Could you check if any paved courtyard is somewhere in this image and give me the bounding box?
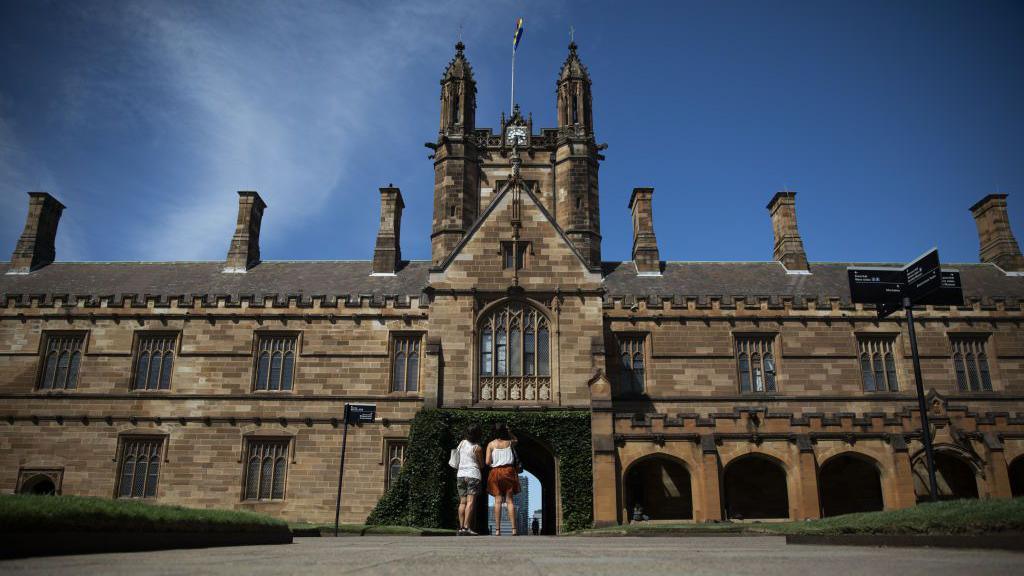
[1,536,1019,575]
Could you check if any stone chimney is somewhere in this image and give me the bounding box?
[629,187,661,275]
[372,186,404,275]
[767,191,809,272]
[7,192,65,274]
[970,194,1024,272]
[224,191,266,273]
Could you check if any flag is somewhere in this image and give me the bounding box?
[513,18,524,51]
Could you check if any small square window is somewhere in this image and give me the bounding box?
[858,336,899,392]
[736,336,777,393]
[501,241,529,271]
[254,334,298,392]
[385,440,408,489]
[38,333,86,390]
[617,334,646,395]
[132,333,177,391]
[243,438,289,501]
[391,334,422,392]
[950,336,993,392]
[117,437,163,499]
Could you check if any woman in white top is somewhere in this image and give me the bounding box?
[485,423,520,536]
[456,424,484,535]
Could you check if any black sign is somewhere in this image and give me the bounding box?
[847,248,964,317]
[916,270,964,306]
[346,404,376,423]
[902,249,942,304]
[848,267,904,305]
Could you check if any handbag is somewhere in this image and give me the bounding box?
[448,440,462,470]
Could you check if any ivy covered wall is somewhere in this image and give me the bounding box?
[367,409,593,532]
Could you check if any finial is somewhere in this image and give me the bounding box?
[455,41,465,54]
[569,40,577,53]
[513,103,521,117]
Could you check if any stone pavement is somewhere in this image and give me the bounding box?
[1,536,1019,575]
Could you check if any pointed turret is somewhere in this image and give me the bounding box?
[554,41,602,268]
[431,42,481,265]
[557,42,594,136]
[439,41,476,136]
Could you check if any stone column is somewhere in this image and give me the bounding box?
[697,436,723,522]
[224,191,266,273]
[766,191,809,272]
[970,194,1024,272]
[629,187,661,275]
[795,442,821,519]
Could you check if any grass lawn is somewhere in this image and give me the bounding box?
[575,498,1024,537]
[0,494,289,534]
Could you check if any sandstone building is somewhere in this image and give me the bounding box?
[2,42,1024,531]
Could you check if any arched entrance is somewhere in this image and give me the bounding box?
[723,454,789,520]
[473,432,558,535]
[19,475,57,495]
[1010,456,1024,497]
[912,449,980,501]
[818,453,884,517]
[623,455,693,521]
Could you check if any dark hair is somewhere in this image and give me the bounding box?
[465,424,482,444]
[493,422,511,440]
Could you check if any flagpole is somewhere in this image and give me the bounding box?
[511,43,515,116]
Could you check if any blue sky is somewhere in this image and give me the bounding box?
[2,0,1022,265]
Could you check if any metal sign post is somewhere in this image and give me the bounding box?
[847,248,963,503]
[334,403,376,536]
[903,298,939,502]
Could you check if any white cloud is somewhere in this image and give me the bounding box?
[101,0,480,261]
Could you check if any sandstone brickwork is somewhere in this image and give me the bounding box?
[2,41,1023,532]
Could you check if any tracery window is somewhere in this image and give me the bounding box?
[243,438,289,501]
[951,337,993,392]
[479,301,551,402]
[254,334,296,392]
[132,334,176,391]
[117,437,163,498]
[858,336,899,392]
[617,334,646,395]
[736,335,777,393]
[391,334,421,392]
[385,440,407,489]
[38,333,85,390]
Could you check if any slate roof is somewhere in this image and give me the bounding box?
[0,261,431,306]
[602,261,1024,307]
[1,259,1022,307]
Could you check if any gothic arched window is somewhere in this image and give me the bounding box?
[478,301,551,402]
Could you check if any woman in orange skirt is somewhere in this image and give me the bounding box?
[485,423,520,535]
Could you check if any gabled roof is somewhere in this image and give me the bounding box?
[430,179,598,274]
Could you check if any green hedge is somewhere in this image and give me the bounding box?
[367,409,592,532]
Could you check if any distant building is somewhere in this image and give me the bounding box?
[486,475,529,535]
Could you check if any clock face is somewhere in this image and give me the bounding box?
[506,125,527,146]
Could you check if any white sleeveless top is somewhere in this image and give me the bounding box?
[490,446,514,467]
[457,440,481,479]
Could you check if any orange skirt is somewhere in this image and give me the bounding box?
[487,466,521,496]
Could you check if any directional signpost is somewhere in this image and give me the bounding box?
[847,249,964,503]
[334,403,376,536]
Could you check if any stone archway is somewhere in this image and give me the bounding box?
[19,475,57,495]
[723,454,789,520]
[623,455,693,521]
[913,449,980,501]
[818,453,884,517]
[472,432,559,535]
[1009,456,1024,497]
